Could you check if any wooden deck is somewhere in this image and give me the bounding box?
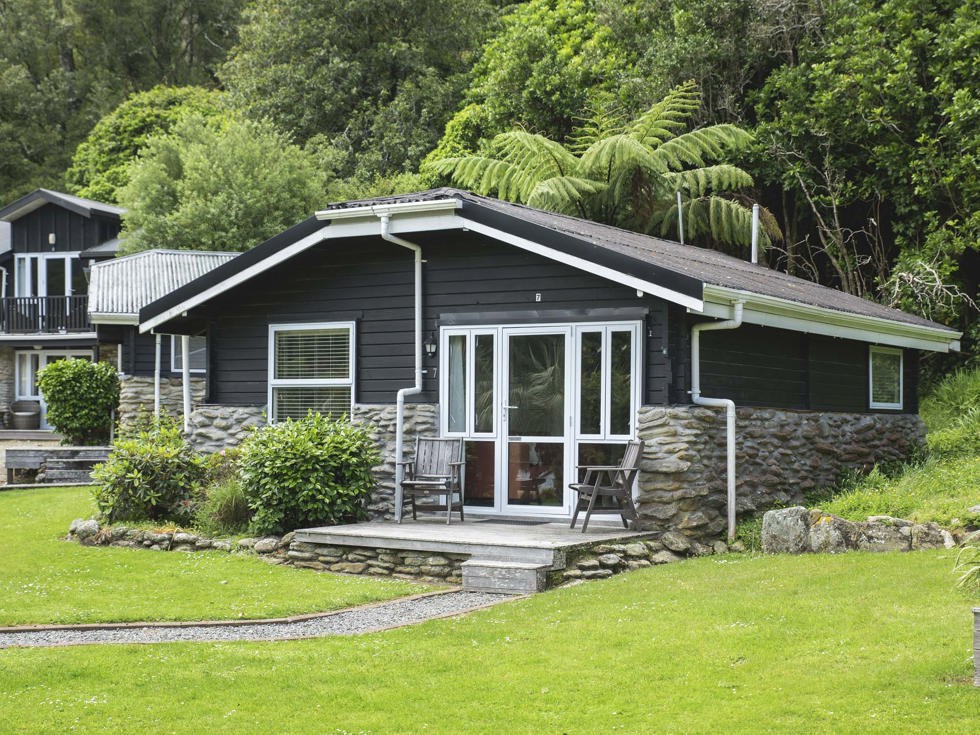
[296,518,656,593]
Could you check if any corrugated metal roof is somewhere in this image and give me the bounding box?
[89,249,238,320]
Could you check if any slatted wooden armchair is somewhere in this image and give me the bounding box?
[569,439,644,533]
[397,437,465,524]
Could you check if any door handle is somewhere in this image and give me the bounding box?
[503,405,518,409]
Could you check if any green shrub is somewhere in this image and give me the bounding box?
[239,413,380,534]
[36,358,119,445]
[195,478,252,536]
[92,415,208,523]
[919,367,980,433]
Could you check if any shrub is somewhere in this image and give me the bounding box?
[92,415,208,523]
[36,358,119,445]
[239,413,380,535]
[195,478,252,536]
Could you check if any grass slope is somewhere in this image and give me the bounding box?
[1,551,976,733]
[0,486,425,625]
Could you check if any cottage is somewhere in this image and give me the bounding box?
[138,189,961,539]
[0,189,122,429]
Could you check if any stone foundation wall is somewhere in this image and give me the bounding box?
[186,404,265,452]
[636,405,925,539]
[0,346,14,419]
[118,375,206,425]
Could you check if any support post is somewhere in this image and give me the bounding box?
[181,335,191,433]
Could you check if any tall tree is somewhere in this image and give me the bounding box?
[67,85,224,203]
[117,114,323,253]
[220,0,498,183]
[430,83,778,250]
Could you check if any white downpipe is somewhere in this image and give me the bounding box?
[181,335,191,433]
[691,301,744,541]
[153,333,161,417]
[750,203,760,264]
[379,214,423,524]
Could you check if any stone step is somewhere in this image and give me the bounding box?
[45,458,103,470]
[38,469,96,483]
[461,559,550,595]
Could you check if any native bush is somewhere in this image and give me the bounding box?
[195,448,252,535]
[92,415,208,524]
[239,413,379,535]
[36,359,120,445]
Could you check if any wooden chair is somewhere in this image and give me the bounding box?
[398,437,465,524]
[569,439,644,532]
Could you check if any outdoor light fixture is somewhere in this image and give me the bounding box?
[423,332,437,358]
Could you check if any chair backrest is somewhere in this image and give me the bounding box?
[615,439,644,488]
[414,437,463,476]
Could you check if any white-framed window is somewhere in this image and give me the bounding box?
[869,345,903,410]
[268,322,355,422]
[575,325,640,440]
[171,335,207,373]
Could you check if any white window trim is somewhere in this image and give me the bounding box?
[14,252,82,298]
[170,335,207,374]
[869,345,903,410]
[267,321,356,422]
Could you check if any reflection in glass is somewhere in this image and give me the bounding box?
[448,334,466,432]
[508,442,563,506]
[579,331,602,434]
[464,440,495,507]
[474,334,494,433]
[610,330,632,435]
[508,333,565,437]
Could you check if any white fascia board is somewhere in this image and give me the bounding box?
[700,284,962,353]
[0,332,97,342]
[459,217,704,312]
[89,313,138,325]
[314,198,461,221]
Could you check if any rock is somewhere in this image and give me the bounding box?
[627,560,651,570]
[867,515,913,527]
[577,559,600,571]
[910,523,946,550]
[623,543,649,558]
[728,541,746,553]
[173,532,198,545]
[211,541,231,551]
[278,531,296,548]
[649,550,684,565]
[580,569,614,580]
[859,522,910,552]
[68,518,83,535]
[253,537,280,554]
[110,526,130,540]
[808,513,862,554]
[74,519,100,539]
[712,540,729,555]
[331,562,369,574]
[761,507,810,554]
[660,530,691,553]
[597,553,623,568]
[967,504,980,515]
[287,550,316,561]
[690,542,714,557]
[236,537,259,549]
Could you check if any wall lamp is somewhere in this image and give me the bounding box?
[423,332,438,358]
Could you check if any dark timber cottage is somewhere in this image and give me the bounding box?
[138,189,961,540]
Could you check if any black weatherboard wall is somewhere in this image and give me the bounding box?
[193,231,674,408]
[8,203,119,252]
[696,321,919,413]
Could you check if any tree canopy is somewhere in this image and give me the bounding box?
[117,114,323,253]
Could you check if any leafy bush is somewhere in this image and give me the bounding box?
[920,367,980,458]
[239,413,379,535]
[92,415,208,523]
[36,359,119,445]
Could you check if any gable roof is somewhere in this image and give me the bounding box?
[138,189,961,352]
[89,249,238,324]
[0,189,125,222]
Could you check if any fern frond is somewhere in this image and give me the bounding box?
[665,164,754,197]
[579,134,666,182]
[684,196,770,250]
[489,131,581,200]
[527,176,608,215]
[431,156,519,198]
[568,102,625,155]
[628,81,701,147]
[653,124,754,171]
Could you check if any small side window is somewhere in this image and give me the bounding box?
[171,335,207,373]
[869,346,903,410]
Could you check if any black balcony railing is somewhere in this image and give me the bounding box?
[1,296,91,334]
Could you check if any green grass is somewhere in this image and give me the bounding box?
[0,486,426,625]
[1,551,976,733]
[820,456,980,528]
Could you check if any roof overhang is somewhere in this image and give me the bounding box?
[700,284,962,353]
[89,313,139,326]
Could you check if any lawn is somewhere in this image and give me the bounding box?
[0,486,426,625]
[1,551,976,733]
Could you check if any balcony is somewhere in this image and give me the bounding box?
[1,296,92,335]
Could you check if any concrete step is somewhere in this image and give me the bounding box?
[37,469,96,483]
[44,458,103,470]
[461,559,550,595]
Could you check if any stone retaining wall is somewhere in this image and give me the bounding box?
[636,405,925,539]
[186,404,265,452]
[118,375,206,425]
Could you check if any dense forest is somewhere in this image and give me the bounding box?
[0,0,976,372]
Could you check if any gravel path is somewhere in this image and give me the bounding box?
[0,591,513,648]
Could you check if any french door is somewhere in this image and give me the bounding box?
[441,321,640,517]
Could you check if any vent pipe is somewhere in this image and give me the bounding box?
[750,203,760,264]
[690,301,744,540]
[676,191,685,245]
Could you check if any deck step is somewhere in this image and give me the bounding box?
[462,559,550,595]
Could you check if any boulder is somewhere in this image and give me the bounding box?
[859,522,910,552]
[73,519,100,540]
[660,530,691,554]
[253,537,280,554]
[761,506,810,554]
[808,513,862,554]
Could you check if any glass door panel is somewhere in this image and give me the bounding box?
[504,331,569,512]
[464,440,495,507]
